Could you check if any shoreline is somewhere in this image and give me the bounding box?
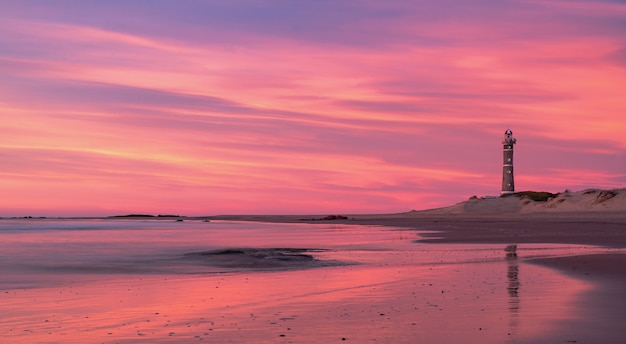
[3,213,625,342]
[208,213,626,288]
[208,211,626,247]
[209,211,626,341]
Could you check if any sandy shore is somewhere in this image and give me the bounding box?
[207,188,626,248]
[208,210,626,290]
[217,212,622,270]
[4,190,625,342]
[209,189,626,294]
[3,208,626,343]
[208,210,626,246]
[207,208,626,342]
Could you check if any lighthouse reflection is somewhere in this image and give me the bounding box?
[505,244,520,335]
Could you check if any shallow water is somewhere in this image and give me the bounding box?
[0,219,623,343]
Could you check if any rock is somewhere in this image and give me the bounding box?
[320,215,348,221]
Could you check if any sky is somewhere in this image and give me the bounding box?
[1,0,625,216]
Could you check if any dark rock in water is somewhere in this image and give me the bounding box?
[300,215,349,221]
[109,214,155,218]
[193,248,314,261]
[182,248,339,270]
[207,249,247,255]
[320,215,348,221]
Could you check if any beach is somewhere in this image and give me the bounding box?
[2,190,626,343]
[207,189,626,343]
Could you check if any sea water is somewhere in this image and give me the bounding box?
[0,219,418,289]
[0,219,623,343]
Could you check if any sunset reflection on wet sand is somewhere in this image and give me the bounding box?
[1,220,621,343]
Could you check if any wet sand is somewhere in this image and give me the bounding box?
[210,211,626,247]
[2,213,626,343]
[209,211,626,342]
[211,210,626,279]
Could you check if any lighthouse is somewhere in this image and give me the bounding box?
[501,129,516,194]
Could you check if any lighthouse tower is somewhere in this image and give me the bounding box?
[501,129,516,195]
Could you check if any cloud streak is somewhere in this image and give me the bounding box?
[1,0,625,216]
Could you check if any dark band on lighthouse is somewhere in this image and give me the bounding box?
[501,129,516,194]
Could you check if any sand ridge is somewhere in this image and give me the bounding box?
[417,188,626,215]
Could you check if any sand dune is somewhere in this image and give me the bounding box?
[208,188,626,230]
[419,188,626,215]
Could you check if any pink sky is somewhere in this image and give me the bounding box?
[1,1,625,216]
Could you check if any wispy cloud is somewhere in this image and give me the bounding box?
[1,0,625,215]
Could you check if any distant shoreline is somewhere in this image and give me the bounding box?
[4,188,625,248]
[4,188,625,222]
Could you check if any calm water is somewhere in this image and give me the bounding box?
[0,219,418,288]
[1,219,623,343]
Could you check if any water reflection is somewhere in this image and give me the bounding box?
[505,244,520,337]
